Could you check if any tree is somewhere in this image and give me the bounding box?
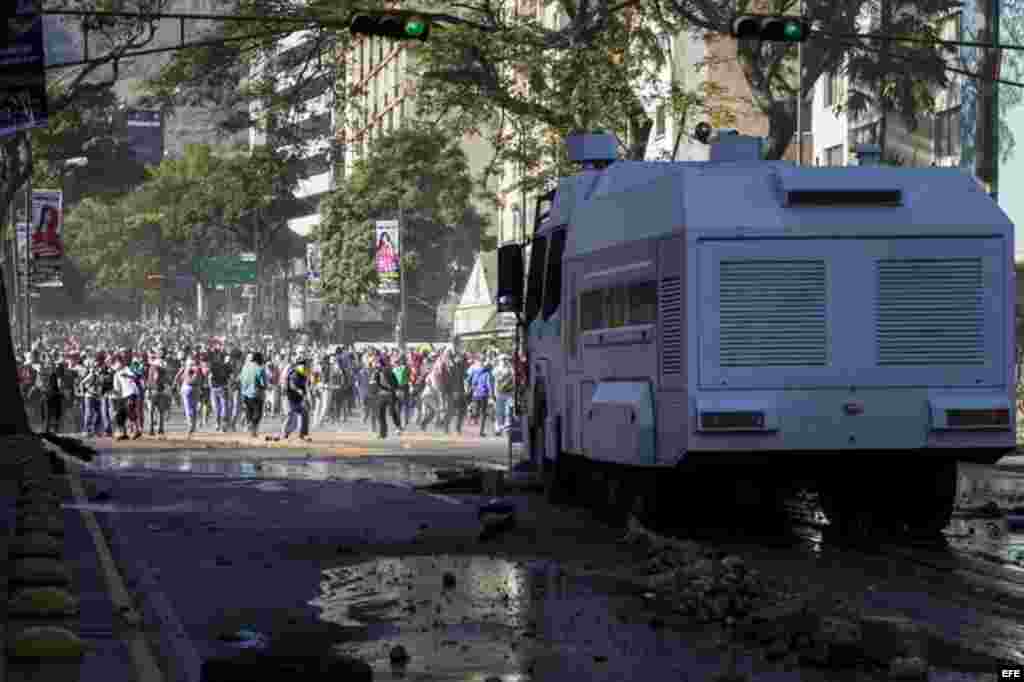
[317,126,493,314]
[409,0,685,194]
[837,0,954,161]
[139,0,350,163]
[0,0,172,435]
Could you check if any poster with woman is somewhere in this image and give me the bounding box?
[30,189,63,286]
[375,220,400,294]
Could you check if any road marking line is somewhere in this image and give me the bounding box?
[63,452,165,682]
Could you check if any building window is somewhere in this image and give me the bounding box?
[825,144,844,166]
[655,104,666,138]
[934,107,961,158]
[824,71,836,107]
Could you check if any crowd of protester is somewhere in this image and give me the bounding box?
[16,319,527,441]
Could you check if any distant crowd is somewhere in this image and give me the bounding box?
[16,319,526,441]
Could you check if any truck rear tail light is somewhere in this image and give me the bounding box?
[699,411,766,431]
[945,408,1010,430]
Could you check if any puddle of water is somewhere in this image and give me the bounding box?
[952,464,1024,567]
[310,555,780,682]
[311,555,1017,682]
[93,453,443,486]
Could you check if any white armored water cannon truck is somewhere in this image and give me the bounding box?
[496,125,1015,538]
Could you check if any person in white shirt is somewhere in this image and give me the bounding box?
[113,359,140,440]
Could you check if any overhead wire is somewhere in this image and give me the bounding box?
[822,34,1024,89]
[815,27,1024,53]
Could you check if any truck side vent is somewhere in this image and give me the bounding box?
[719,260,828,367]
[785,189,902,206]
[660,277,683,375]
[876,258,984,366]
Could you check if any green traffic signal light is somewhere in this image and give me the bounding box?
[349,11,430,41]
[404,18,426,38]
[731,14,809,43]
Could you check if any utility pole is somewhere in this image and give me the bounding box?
[8,206,18,344]
[796,0,803,165]
[23,140,32,351]
[397,199,407,350]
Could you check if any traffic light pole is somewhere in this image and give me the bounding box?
[23,142,31,352]
[397,199,407,350]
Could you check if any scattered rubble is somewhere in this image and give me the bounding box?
[388,644,410,665]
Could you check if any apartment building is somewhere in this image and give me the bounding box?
[337,26,501,341]
[810,4,961,168]
[248,28,337,330]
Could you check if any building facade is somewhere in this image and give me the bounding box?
[338,25,502,342]
[247,28,338,330]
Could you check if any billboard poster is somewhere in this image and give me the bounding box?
[30,189,63,287]
[0,0,48,138]
[124,109,164,166]
[375,219,400,295]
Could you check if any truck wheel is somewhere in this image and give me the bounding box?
[897,458,957,541]
[544,452,570,505]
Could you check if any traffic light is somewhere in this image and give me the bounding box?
[731,14,810,43]
[349,10,430,41]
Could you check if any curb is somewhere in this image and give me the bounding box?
[38,440,166,682]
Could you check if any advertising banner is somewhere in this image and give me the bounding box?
[124,109,164,166]
[0,1,48,138]
[375,219,400,295]
[30,189,63,287]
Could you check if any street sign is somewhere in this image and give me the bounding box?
[199,255,257,285]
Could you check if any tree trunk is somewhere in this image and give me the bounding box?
[878,0,890,161]
[765,99,799,161]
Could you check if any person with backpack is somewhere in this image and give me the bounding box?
[493,355,515,435]
[80,358,104,437]
[43,362,67,433]
[112,357,141,440]
[315,353,336,428]
[442,350,468,435]
[372,352,402,439]
[280,358,312,441]
[470,360,495,437]
[98,354,116,437]
[175,357,203,436]
[392,354,411,428]
[418,357,446,431]
[228,348,244,432]
[146,353,170,436]
[240,351,268,438]
[208,353,233,432]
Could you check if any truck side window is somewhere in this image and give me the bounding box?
[542,230,566,320]
[628,281,657,324]
[524,237,548,324]
[580,289,604,330]
[607,285,628,328]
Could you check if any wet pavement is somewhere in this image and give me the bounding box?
[90,451,500,488]
[50,436,1024,681]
